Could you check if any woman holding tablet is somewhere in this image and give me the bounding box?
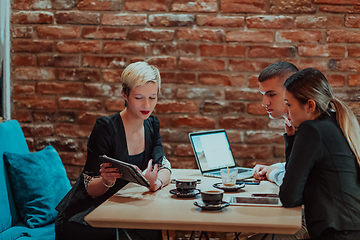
[55,62,171,240]
[280,68,360,239]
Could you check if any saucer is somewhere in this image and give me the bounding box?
[213,183,245,192]
[169,189,201,198]
[194,200,230,211]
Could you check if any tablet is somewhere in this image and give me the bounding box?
[228,196,281,207]
[99,155,150,188]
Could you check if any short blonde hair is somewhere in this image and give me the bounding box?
[121,62,161,96]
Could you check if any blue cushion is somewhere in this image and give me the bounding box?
[0,120,29,233]
[0,222,55,240]
[4,145,71,228]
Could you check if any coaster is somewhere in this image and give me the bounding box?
[212,183,245,192]
[194,200,230,211]
[169,189,201,198]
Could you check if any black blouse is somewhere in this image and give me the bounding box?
[56,113,166,225]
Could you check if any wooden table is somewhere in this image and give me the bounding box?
[85,169,302,234]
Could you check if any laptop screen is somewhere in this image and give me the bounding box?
[189,130,236,172]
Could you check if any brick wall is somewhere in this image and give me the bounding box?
[10,0,360,181]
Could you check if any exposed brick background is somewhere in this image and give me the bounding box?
[10,0,360,182]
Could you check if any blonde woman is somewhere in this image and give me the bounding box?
[55,62,171,240]
[280,68,360,240]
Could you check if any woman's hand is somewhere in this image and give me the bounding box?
[143,159,161,191]
[99,163,122,187]
[284,117,297,136]
[253,164,277,181]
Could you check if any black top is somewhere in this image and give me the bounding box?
[280,113,360,238]
[56,114,165,225]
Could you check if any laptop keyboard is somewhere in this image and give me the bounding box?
[238,168,251,173]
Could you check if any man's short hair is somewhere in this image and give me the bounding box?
[258,61,299,83]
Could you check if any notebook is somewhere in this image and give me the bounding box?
[189,129,253,180]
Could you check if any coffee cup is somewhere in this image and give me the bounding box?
[176,179,197,193]
[201,190,224,205]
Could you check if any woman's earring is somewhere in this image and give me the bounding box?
[124,100,128,107]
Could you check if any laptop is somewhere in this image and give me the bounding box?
[189,129,253,180]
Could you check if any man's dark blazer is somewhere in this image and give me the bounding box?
[279,113,360,238]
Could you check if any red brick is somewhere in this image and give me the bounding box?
[288,59,328,71]
[273,146,285,158]
[37,55,80,68]
[171,0,218,12]
[177,29,224,42]
[12,39,53,53]
[13,67,56,80]
[200,44,246,57]
[268,118,285,130]
[221,0,266,13]
[13,96,57,110]
[57,69,101,82]
[197,15,244,27]
[128,29,174,42]
[248,75,260,88]
[247,15,294,29]
[167,156,197,169]
[226,30,273,43]
[12,111,32,123]
[229,60,272,72]
[105,98,126,112]
[82,27,126,39]
[174,144,193,157]
[63,166,82,181]
[225,89,262,101]
[247,103,267,115]
[77,0,121,10]
[348,46,360,57]
[276,30,323,43]
[248,46,296,58]
[295,16,343,28]
[22,124,55,137]
[320,5,360,14]
[179,57,225,71]
[37,26,80,39]
[161,72,196,84]
[269,0,315,14]
[345,16,360,28]
[199,73,245,86]
[155,101,197,114]
[313,0,360,4]
[56,11,100,25]
[330,59,360,72]
[32,0,76,9]
[298,44,345,57]
[326,74,346,87]
[171,115,216,128]
[12,0,30,10]
[11,11,53,24]
[219,116,265,130]
[152,43,197,56]
[78,111,104,125]
[56,124,93,138]
[149,14,195,27]
[11,26,34,38]
[200,101,245,115]
[32,111,56,122]
[104,42,150,54]
[37,82,82,95]
[176,88,222,99]
[101,14,147,26]
[83,56,127,68]
[56,41,100,53]
[145,57,176,70]
[125,0,167,11]
[232,144,269,159]
[58,152,85,166]
[102,70,123,83]
[13,83,35,94]
[349,74,360,86]
[348,102,360,116]
[327,30,360,43]
[245,131,284,144]
[160,129,191,142]
[58,97,102,110]
[83,83,122,97]
[12,54,36,66]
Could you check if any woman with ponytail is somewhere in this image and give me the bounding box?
[279,68,360,240]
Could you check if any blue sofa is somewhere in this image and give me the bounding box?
[0,120,70,240]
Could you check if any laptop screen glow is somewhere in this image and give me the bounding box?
[191,131,235,171]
